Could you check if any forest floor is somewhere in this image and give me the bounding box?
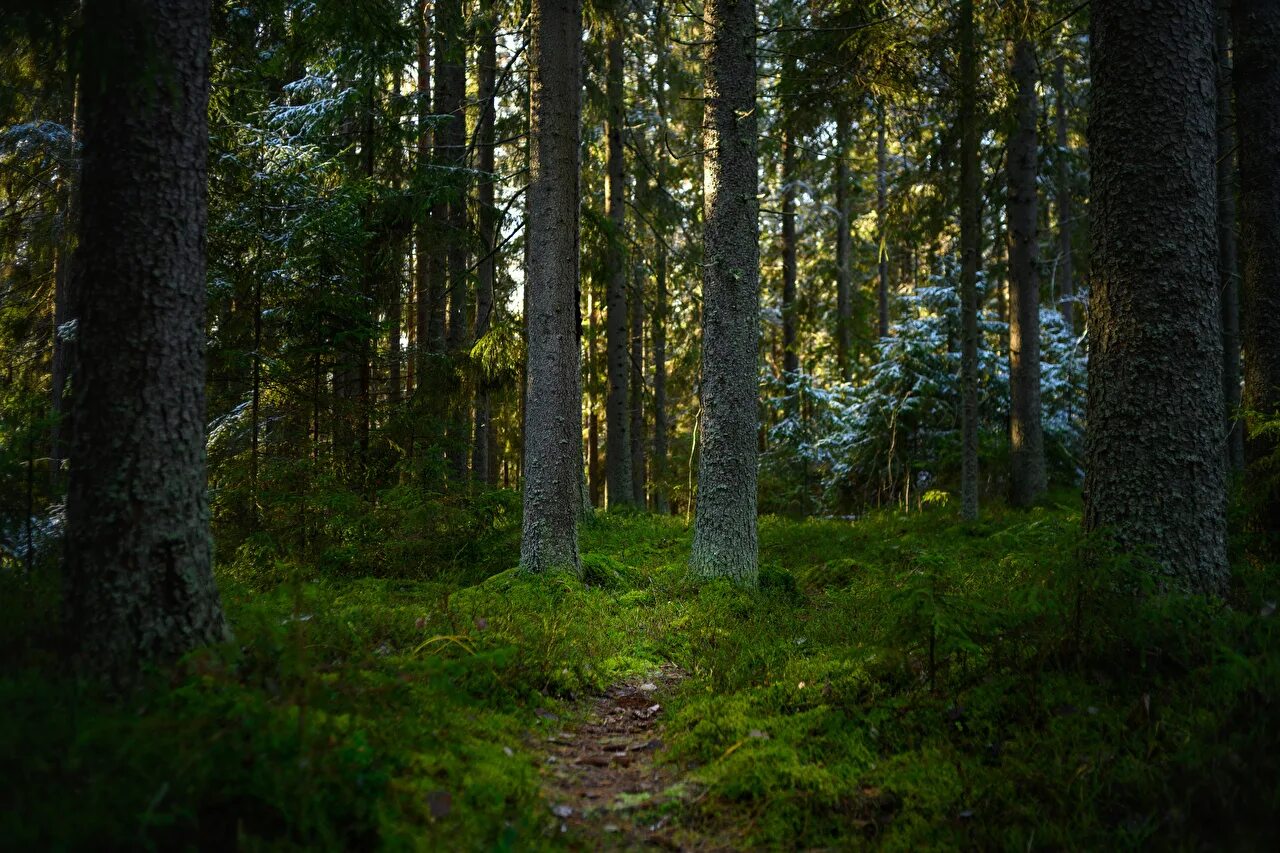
[537,665,695,849]
[3,492,1280,849]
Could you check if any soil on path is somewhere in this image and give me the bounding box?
[536,664,705,850]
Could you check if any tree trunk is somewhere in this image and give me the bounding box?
[64,0,229,683]
[689,0,759,585]
[835,114,853,380]
[1216,2,1243,473]
[958,0,981,521]
[473,0,498,487]
[1006,1,1047,508]
[434,0,469,484]
[1085,0,1227,593]
[1232,0,1280,545]
[651,0,670,514]
[588,285,602,505]
[876,106,891,338]
[50,60,79,489]
[653,245,669,512]
[414,0,435,373]
[522,0,584,575]
[1053,55,1076,332]
[781,129,799,378]
[604,23,633,507]
[630,265,646,505]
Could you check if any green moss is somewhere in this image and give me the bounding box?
[3,495,1278,848]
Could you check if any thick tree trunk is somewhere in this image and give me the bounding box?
[1216,2,1243,473]
[1232,0,1280,545]
[781,129,799,378]
[876,107,890,338]
[473,0,498,487]
[64,0,229,682]
[1006,3,1047,508]
[1053,55,1076,332]
[604,24,633,507]
[689,0,759,585]
[835,116,853,380]
[521,0,583,575]
[958,0,981,521]
[1085,0,1227,593]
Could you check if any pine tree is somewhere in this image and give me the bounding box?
[689,0,760,585]
[1085,0,1227,593]
[64,0,230,682]
[521,0,584,575]
[1006,0,1046,508]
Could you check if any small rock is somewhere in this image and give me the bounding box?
[551,804,573,818]
[639,682,658,692]
[503,746,514,757]
[604,824,620,833]
[427,791,452,819]
[748,729,770,740]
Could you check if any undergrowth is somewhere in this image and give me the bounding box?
[2,491,1277,849]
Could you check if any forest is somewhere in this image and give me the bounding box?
[1,0,1279,848]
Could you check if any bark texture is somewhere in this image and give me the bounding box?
[604,24,633,506]
[64,0,230,682]
[1085,0,1227,593]
[1232,0,1280,543]
[1006,3,1047,508]
[521,0,584,575]
[689,0,759,585]
[958,0,981,521]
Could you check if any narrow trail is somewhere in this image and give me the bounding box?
[536,664,703,850]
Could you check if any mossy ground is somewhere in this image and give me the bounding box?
[3,493,1278,849]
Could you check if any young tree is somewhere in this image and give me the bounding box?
[958,0,981,521]
[1006,0,1046,507]
[781,128,799,377]
[521,0,584,575]
[1215,1,1243,473]
[689,0,760,585]
[876,105,890,339]
[63,0,230,681]
[1232,0,1280,543]
[1085,0,1227,593]
[473,0,499,487]
[604,18,634,507]
[1052,55,1076,333]
[834,112,853,379]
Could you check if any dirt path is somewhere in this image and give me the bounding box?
[536,664,699,849]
